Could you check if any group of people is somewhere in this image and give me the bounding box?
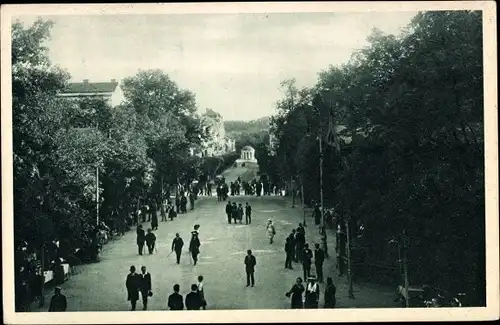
[225,201,252,224]
[167,276,207,310]
[286,276,337,309]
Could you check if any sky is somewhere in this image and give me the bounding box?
[16,12,417,121]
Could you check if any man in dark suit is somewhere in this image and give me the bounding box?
[185,284,203,310]
[136,225,145,255]
[314,243,325,283]
[167,284,184,310]
[302,243,313,281]
[139,266,152,310]
[126,265,139,311]
[245,202,252,225]
[48,286,67,312]
[189,232,201,266]
[244,249,257,287]
[225,201,232,224]
[171,233,184,264]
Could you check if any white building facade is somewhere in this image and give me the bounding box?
[57,79,123,107]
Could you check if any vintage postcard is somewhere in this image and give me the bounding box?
[1,1,498,324]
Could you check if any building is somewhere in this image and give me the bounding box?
[235,145,257,166]
[57,79,123,107]
[194,108,235,157]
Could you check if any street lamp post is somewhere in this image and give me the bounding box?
[346,217,355,299]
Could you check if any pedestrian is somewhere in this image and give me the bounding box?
[289,230,297,262]
[168,204,176,221]
[302,243,313,281]
[266,219,276,244]
[285,277,305,309]
[314,243,325,283]
[245,202,252,225]
[126,265,140,311]
[295,226,305,262]
[244,249,257,287]
[151,203,159,230]
[284,237,294,269]
[48,286,67,312]
[238,203,244,224]
[230,182,235,196]
[175,195,181,214]
[225,201,232,224]
[189,192,195,210]
[197,275,207,310]
[323,277,336,308]
[185,284,203,310]
[139,266,152,310]
[171,233,184,264]
[217,185,222,201]
[231,202,238,223]
[136,225,145,255]
[145,228,157,255]
[167,284,184,310]
[189,232,201,266]
[181,194,188,214]
[304,275,320,308]
[314,203,321,226]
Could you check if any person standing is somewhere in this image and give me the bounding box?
[151,203,159,230]
[189,232,201,266]
[171,233,184,264]
[302,243,313,281]
[225,201,232,224]
[266,219,276,244]
[231,202,238,224]
[185,284,203,310]
[304,276,320,308]
[238,203,244,224]
[139,266,152,310]
[245,202,252,225]
[126,265,139,311]
[181,194,188,214]
[284,237,294,269]
[175,194,181,214]
[289,230,297,262]
[48,286,67,312]
[244,249,257,287]
[295,226,306,262]
[167,284,184,310]
[323,277,336,308]
[136,225,145,256]
[168,203,176,221]
[285,277,305,309]
[314,243,325,283]
[197,275,207,310]
[145,229,157,255]
[189,191,195,210]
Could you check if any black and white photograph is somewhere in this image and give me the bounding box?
[1,2,498,324]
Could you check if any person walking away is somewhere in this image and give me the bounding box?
[167,284,184,310]
[126,265,139,311]
[238,203,244,224]
[230,182,235,196]
[324,277,336,308]
[244,249,257,287]
[172,233,184,264]
[313,203,321,226]
[302,243,313,281]
[314,243,325,283]
[139,266,152,310]
[266,219,276,244]
[48,286,67,312]
[217,185,222,201]
[151,203,159,230]
[145,229,156,255]
[175,195,181,214]
[197,275,207,310]
[231,202,238,224]
[136,225,145,255]
[320,226,329,259]
[285,277,305,309]
[168,203,176,221]
[295,226,306,262]
[245,202,252,225]
[186,284,203,310]
[225,201,232,224]
[189,232,201,266]
[181,194,188,214]
[289,230,297,262]
[285,237,294,269]
[304,276,320,308]
[189,192,195,210]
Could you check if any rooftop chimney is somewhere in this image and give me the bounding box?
[83,79,89,83]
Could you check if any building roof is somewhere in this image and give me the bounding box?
[242,145,255,151]
[204,108,221,118]
[60,80,118,94]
